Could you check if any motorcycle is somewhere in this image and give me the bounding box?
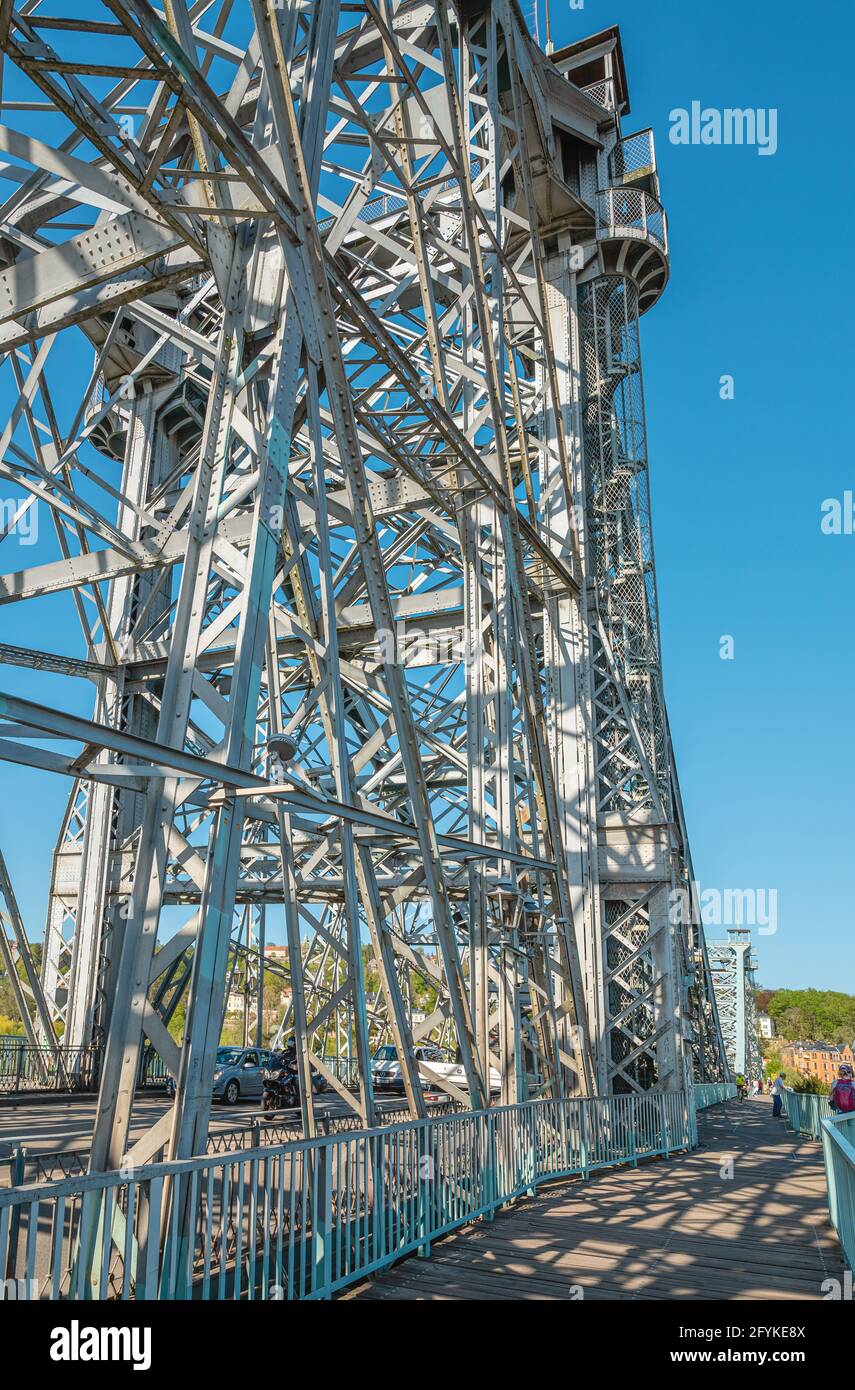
[262,1053,300,1111]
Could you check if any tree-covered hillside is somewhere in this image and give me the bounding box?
[758,988,855,1043]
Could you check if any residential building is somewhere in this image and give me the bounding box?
[780,1041,855,1083]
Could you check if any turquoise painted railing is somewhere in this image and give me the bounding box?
[692,1081,737,1111]
[0,1090,694,1301]
[821,1113,855,1273]
[782,1087,833,1141]
[783,1089,854,1271]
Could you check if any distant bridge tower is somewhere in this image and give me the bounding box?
[709,928,762,1080]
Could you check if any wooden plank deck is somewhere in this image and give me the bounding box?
[345,1099,844,1301]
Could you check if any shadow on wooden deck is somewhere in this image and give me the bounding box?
[345,1099,844,1300]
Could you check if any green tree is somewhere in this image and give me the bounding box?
[765,989,855,1044]
[791,1075,830,1096]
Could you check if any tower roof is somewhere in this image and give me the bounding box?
[549,25,630,115]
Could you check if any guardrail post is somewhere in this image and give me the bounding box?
[313,1134,333,1299]
[417,1121,431,1258]
[580,1100,589,1179]
[687,1089,698,1149]
[4,1147,26,1282]
[821,1122,840,1234]
[659,1093,670,1157]
[375,1132,386,1266]
[14,1039,23,1094]
[487,1110,498,1217]
[630,1095,638,1167]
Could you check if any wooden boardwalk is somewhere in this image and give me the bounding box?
[346,1099,844,1301]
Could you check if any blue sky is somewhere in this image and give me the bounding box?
[0,0,852,993]
[543,0,854,989]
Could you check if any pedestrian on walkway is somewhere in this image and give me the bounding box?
[829,1064,855,1114]
[771,1072,785,1118]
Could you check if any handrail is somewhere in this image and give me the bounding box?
[783,1088,854,1272]
[0,1089,695,1300]
[692,1081,737,1110]
[782,1086,833,1140]
[820,1113,855,1273]
[0,1040,99,1094]
[609,129,657,188]
[596,186,668,258]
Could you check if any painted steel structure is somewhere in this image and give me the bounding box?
[708,927,762,1081]
[0,3,727,1177]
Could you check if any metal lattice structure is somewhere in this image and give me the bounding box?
[709,929,762,1082]
[0,5,727,1170]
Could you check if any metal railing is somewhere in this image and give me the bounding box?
[580,79,615,111]
[138,1050,171,1090]
[3,1101,465,1188]
[0,1042,365,1095]
[692,1081,737,1111]
[0,1090,694,1300]
[0,1041,98,1094]
[609,129,658,190]
[821,1113,855,1273]
[782,1088,855,1272]
[783,1087,833,1141]
[596,187,668,258]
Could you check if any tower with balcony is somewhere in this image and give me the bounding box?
[528,26,723,1093]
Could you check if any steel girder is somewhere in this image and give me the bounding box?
[0,2,726,1171]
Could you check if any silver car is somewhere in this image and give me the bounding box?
[212,1046,269,1104]
[371,1043,451,1094]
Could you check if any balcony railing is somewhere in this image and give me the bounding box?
[580,78,616,111]
[610,129,658,193]
[596,186,668,258]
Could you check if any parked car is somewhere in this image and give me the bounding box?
[212,1046,271,1104]
[371,1044,501,1096]
[420,1054,502,1097]
[371,1043,446,1093]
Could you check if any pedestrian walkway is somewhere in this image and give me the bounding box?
[347,1099,844,1300]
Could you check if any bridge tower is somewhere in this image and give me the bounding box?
[0,3,728,1169]
[709,928,763,1082]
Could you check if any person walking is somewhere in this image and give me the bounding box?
[829,1063,855,1114]
[770,1072,786,1118]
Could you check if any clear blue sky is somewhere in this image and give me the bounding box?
[0,0,852,993]
[543,0,854,990]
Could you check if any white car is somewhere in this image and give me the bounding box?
[371,1044,501,1096]
[420,1056,502,1097]
[371,1043,442,1093]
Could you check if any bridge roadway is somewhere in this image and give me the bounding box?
[347,1099,844,1301]
[0,1090,408,1184]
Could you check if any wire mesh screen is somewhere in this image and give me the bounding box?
[579,275,670,814]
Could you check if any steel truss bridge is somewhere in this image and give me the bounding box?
[0,1,728,1181]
